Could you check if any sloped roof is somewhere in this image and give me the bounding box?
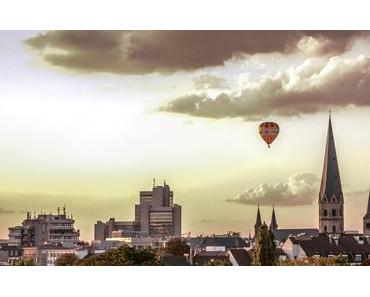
[272,228,319,242]
[319,116,343,202]
[188,236,248,249]
[193,250,229,266]
[228,249,252,266]
[161,255,189,266]
[291,234,370,259]
[291,233,343,256]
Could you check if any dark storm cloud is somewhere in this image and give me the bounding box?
[227,173,319,206]
[160,55,370,120]
[25,31,366,74]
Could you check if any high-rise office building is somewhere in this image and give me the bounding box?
[94,180,182,240]
[8,207,80,248]
[135,180,181,238]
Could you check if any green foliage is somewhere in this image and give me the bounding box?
[164,238,190,256]
[253,223,276,266]
[55,253,80,266]
[278,255,348,266]
[15,259,35,266]
[77,245,159,266]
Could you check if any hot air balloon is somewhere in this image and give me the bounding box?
[259,122,279,148]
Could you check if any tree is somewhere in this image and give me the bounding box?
[78,245,159,266]
[164,238,190,256]
[55,253,80,266]
[253,223,276,266]
[278,255,348,266]
[15,259,35,266]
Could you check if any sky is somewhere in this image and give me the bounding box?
[0,31,369,241]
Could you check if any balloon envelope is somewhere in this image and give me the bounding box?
[259,122,279,148]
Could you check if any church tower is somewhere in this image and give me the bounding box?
[363,192,370,236]
[270,206,278,230]
[254,205,262,237]
[318,114,344,234]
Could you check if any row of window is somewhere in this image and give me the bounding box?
[322,209,342,217]
[323,225,342,233]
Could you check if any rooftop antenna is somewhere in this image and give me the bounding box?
[63,205,66,216]
[33,210,36,219]
[57,207,60,215]
[153,178,156,188]
[164,179,166,186]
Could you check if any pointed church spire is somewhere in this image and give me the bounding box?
[364,191,370,220]
[319,113,343,202]
[270,206,278,230]
[254,205,262,237]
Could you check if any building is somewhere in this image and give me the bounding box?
[253,207,318,244]
[135,180,181,238]
[36,244,75,266]
[363,192,370,236]
[94,218,140,241]
[227,249,253,266]
[268,207,319,244]
[160,255,189,266]
[282,233,370,265]
[192,250,230,266]
[94,180,182,241]
[8,207,80,248]
[105,236,167,249]
[188,234,249,253]
[318,114,344,234]
[254,205,262,237]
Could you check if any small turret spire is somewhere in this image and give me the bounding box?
[270,205,278,230]
[254,205,262,237]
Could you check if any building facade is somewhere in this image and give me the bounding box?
[8,207,80,248]
[94,180,182,241]
[135,181,181,238]
[318,115,344,234]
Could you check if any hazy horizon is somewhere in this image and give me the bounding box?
[0,31,369,241]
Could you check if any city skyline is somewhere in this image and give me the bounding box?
[1,31,370,241]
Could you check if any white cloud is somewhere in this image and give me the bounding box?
[227,173,319,206]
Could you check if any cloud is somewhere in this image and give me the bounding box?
[193,74,228,90]
[227,173,319,206]
[160,55,370,120]
[0,208,16,214]
[25,31,366,75]
[346,189,369,197]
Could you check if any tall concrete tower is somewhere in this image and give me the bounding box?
[318,114,344,234]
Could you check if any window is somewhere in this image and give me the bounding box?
[332,225,336,233]
[366,222,370,229]
[323,209,328,216]
[332,209,336,217]
[355,254,362,262]
[324,226,328,232]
